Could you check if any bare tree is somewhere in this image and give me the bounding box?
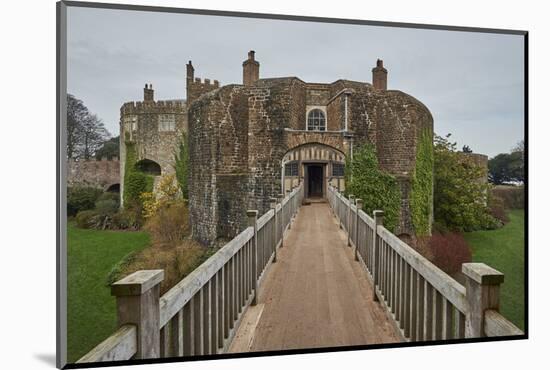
[66,94,110,159]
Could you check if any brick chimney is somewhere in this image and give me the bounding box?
[372,59,388,90]
[243,50,260,86]
[143,83,154,101]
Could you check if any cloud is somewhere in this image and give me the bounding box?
[67,6,524,157]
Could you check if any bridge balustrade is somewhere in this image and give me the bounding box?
[77,183,304,363]
[327,185,523,342]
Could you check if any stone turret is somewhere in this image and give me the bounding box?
[242,50,260,86]
[372,59,388,90]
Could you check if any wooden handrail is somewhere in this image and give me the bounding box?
[159,227,254,327]
[484,310,524,336]
[76,325,137,363]
[376,226,468,313]
[327,185,522,340]
[77,183,304,363]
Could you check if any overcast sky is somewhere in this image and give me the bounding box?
[67,6,524,158]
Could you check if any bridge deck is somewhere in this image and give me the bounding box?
[229,202,400,353]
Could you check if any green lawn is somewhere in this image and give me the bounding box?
[464,210,525,331]
[67,223,150,363]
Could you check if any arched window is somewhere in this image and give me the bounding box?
[307,109,326,131]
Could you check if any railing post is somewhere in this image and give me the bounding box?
[286,189,292,229]
[269,198,278,263]
[111,270,164,359]
[347,194,355,247]
[279,194,285,248]
[247,210,259,305]
[338,192,343,225]
[354,199,363,261]
[462,263,504,337]
[372,210,384,302]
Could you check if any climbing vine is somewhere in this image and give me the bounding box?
[345,144,400,232]
[174,132,189,199]
[411,128,434,236]
[123,141,154,208]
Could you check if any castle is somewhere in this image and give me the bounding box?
[119,51,434,246]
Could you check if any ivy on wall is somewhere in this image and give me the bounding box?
[411,129,434,236]
[123,141,154,208]
[174,132,189,199]
[345,144,400,232]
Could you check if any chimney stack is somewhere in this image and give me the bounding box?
[186,61,194,82]
[243,50,260,86]
[372,59,388,90]
[143,83,154,101]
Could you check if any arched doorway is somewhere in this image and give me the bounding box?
[135,159,161,176]
[282,143,346,199]
[106,183,120,193]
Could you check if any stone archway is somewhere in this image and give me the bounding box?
[105,183,120,193]
[281,142,347,198]
[135,159,162,176]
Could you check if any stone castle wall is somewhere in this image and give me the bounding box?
[188,66,434,245]
[67,158,120,190]
[119,95,187,203]
[118,53,437,247]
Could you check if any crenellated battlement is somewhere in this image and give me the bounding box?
[186,60,220,105]
[67,157,120,190]
[121,99,187,115]
[192,77,220,88]
[68,157,119,163]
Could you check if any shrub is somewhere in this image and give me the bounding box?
[426,232,472,275]
[492,186,524,209]
[67,186,102,216]
[434,134,498,231]
[106,251,138,286]
[110,209,141,230]
[123,141,154,209]
[141,174,180,219]
[488,192,508,224]
[144,202,190,246]
[345,144,401,232]
[411,129,434,236]
[97,192,120,203]
[110,240,211,295]
[95,199,119,215]
[75,209,97,229]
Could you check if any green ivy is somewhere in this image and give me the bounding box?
[174,132,189,199]
[123,141,154,208]
[411,129,434,236]
[345,144,400,232]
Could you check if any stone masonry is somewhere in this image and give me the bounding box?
[188,52,434,245]
[67,157,120,191]
[119,84,187,204]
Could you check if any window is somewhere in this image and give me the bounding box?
[158,114,176,132]
[124,115,138,131]
[285,162,299,177]
[307,109,326,131]
[332,163,345,177]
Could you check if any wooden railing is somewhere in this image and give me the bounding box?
[77,183,304,363]
[327,185,523,341]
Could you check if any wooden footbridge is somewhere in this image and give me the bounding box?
[77,184,523,364]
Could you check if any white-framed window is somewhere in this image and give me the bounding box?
[307,109,326,131]
[124,115,138,132]
[158,114,176,132]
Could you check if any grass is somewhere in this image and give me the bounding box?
[67,222,150,363]
[464,209,525,331]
